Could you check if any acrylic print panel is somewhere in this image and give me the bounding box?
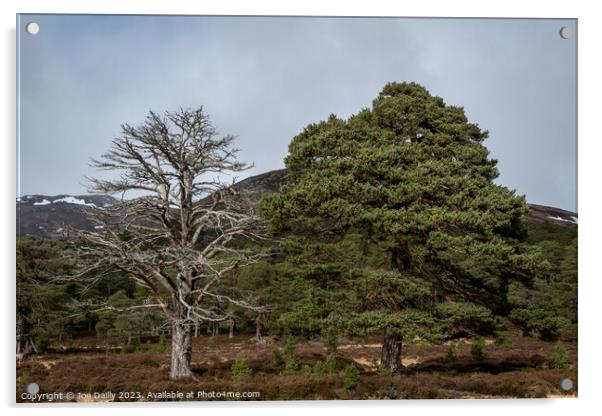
[16,14,577,402]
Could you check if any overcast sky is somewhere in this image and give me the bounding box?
[17,15,577,211]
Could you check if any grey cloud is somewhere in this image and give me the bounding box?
[17,15,577,211]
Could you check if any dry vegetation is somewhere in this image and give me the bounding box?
[16,333,577,402]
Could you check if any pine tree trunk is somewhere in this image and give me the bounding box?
[169,303,193,379]
[381,328,404,373]
[391,243,413,272]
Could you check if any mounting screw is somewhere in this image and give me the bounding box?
[559,26,572,39]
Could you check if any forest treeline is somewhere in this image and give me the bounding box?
[16,215,577,351]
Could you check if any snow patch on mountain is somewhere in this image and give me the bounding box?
[53,196,97,207]
[16,194,116,208]
[548,215,578,224]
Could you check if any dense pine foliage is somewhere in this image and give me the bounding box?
[259,82,561,370]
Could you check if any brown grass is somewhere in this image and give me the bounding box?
[16,334,577,402]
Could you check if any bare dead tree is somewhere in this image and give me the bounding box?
[68,107,268,379]
[16,315,37,359]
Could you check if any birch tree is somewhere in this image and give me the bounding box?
[71,107,266,379]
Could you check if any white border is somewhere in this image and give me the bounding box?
[2,1,600,415]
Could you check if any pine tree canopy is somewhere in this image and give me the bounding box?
[261,82,548,318]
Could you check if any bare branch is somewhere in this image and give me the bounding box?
[69,107,271,331]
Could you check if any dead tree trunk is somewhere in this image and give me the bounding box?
[255,316,263,343]
[16,315,37,357]
[380,327,404,373]
[228,319,235,339]
[169,301,193,379]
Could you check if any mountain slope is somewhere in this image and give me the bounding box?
[16,169,576,236]
[17,194,116,236]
